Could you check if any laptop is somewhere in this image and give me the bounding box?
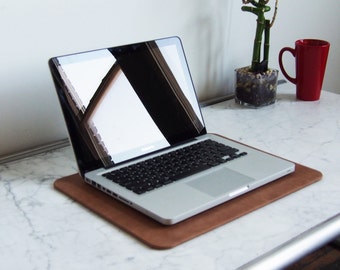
[49,36,295,225]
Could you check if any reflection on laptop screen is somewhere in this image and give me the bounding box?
[51,37,206,172]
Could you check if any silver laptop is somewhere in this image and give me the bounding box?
[49,36,295,225]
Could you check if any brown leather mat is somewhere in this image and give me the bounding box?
[54,162,321,249]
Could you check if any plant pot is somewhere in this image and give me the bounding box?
[235,66,278,107]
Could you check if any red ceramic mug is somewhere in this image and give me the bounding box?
[279,39,330,101]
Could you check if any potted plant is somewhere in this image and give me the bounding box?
[235,0,279,107]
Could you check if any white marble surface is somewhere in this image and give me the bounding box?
[1,84,340,270]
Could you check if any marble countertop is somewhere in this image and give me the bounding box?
[1,84,340,270]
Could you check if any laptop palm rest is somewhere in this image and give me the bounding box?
[187,168,254,197]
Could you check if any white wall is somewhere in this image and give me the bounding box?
[0,0,339,157]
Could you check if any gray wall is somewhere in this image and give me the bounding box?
[1,0,339,158]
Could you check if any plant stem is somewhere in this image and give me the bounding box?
[241,0,278,73]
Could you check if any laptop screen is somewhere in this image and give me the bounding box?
[49,37,206,174]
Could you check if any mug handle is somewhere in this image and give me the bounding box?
[278,47,297,84]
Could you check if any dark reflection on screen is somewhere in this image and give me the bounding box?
[49,37,205,174]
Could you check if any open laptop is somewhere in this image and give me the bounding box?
[49,36,295,225]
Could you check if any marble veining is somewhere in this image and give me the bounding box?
[1,84,339,270]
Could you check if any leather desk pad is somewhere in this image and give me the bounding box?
[54,161,321,249]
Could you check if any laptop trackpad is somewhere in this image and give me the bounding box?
[187,168,254,197]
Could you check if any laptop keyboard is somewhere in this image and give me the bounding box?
[103,139,247,194]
